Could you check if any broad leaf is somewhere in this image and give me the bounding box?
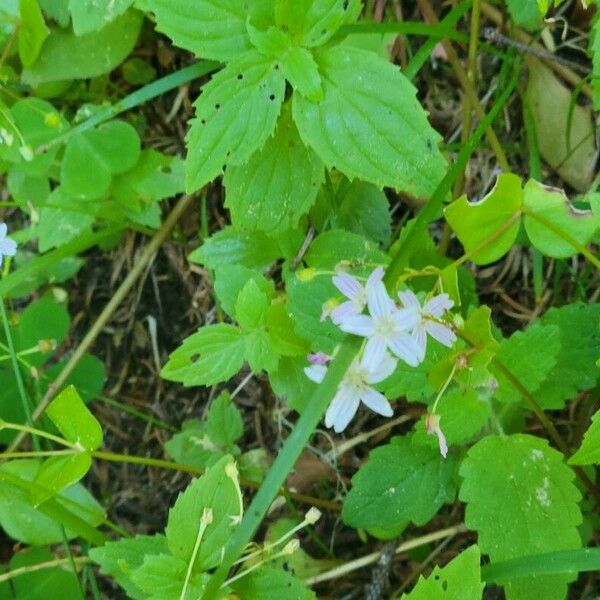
[506,0,544,30]
[161,323,245,387]
[281,46,323,101]
[343,434,458,534]
[444,173,522,265]
[293,45,446,199]
[186,50,285,192]
[206,391,243,450]
[232,565,315,600]
[32,453,92,506]
[235,278,270,330]
[68,0,135,35]
[244,328,279,373]
[570,410,600,466]
[401,545,484,599]
[522,179,599,258]
[18,0,49,67]
[224,106,323,234]
[213,264,275,317]
[459,435,582,600]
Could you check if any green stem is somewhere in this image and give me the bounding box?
[0,421,76,448]
[201,338,362,600]
[339,21,467,41]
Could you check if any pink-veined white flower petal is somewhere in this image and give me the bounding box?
[366,281,393,320]
[393,306,419,331]
[360,388,393,417]
[423,293,453,317]
[425,321,456,347]
[361,335,387,373]
[325,386,360,432]
[330,301,360,325]
[339,314,375,336]
[0,238,17,257]
[366,266,385,287]
[304,364,327,383]
[388,331,421,367]
[398,289,420,311]
[412,324,427,362]
[332,272,363,300]
[364,352,397,384]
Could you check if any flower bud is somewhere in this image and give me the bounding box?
[296,268,316,282]
[304,507,322,525]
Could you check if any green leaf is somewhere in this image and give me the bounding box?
[246,22,290,57]
[459,434,582,600]
[235,278,270,330]
[293,45,446,199]
[444,173,523,265]
[165,455,242,571]
[281,46,323,101]
[534,303,600,409]
[145,0,269,61]
[189,226,281,271]
[400,545,484,600]
[18,0,49,67]
[232,565,315,600]
[592,13,600,110]
[186,50,285,192]
[269,356,318,412]
[213,264,275,317]
[32,453,92,506]
[506,0,544,30]
[490,321,561,404]
[570,409,600,466]
[266,301,308,357]
[165,419,224,470]
[206,391,243,450]
[68,0,135,35]
[244,328,279,373]
[44,353,106,403]
[38,0,70,27]
[90,534,169,600]
[343,434,458,534]
[10,96,69,150]
[161,323,246,386]
[224,105,323,234]
[61,120,141,200]
[22,9,143,84]
[46,385,103,450]
[522,179,599,258]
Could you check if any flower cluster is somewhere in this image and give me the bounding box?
[305,267,457,454]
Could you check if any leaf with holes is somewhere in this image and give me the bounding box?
[186,50,285,192]
[293,45,446,199]
[459,435,582,600]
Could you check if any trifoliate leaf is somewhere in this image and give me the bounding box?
[68,0,134,35]
[165,455,242,571]
[569,410,600,466]
[343,434,458,534]
[444,173,523,265]
[490,321,561,405]
[161,324,245,386]
[400,545,484,600]
[214,265,275,318]
[224,105,323,234]
[186,50,285,192]
[293,45,446,199]
[459,435,582,600]
[232,565,315,600]
[534,303,600,409]
[523,179,599,258]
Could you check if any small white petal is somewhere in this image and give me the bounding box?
[325,387,360,433]
[425,321,457,347]
[423,294,453,317]
[360,387,393,417]
[393,307,419,332]
[338,314,375,337]
[388,332,420,367]
[435,426,448,458]
[364,352,397,384]
[398,289,420,310]
[0,223,7,240]
[367,281,393,320]
[304,364,327,383]
[366,266,385,287]
[330,301,359,325]
[412,324,427,363]
[0,238,17,257]
[332,272,363,300]
[361,335,387,373]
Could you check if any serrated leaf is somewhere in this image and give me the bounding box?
[206,391,243,450]
[400,545,484,600]
[18,0,49,67]
[343,434,458,533]
[281,46,323,101]
[244,328,279,373]
[293,45,446,199]
[570,410,600,465]
[235,279,269,330]
[22,10,142,84]
[232,565,315,600]
[146,0,268,61]
[90,534,169,600]
[444,173,523,265]
[165,419,225,470]
[266,301,308,357]
[459,434,582,600]
[69,0,134,35]
[61,120,141,200]
[224,105,324,234]
[213,264,275,317]
[247,22,290,57]
[46,385,103,450]
[490,321,561,404]
[186,51,285,192]
[534,303,600,409]
[165,455,242,571]
[161,323,245,387]
[523,179,599,258]
[189,227,281,271]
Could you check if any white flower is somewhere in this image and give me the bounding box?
[328,267,384,325]
[398,290,456,362]
[303,352,331,383]
[338,278,420,369]
[306,353,397,433]
[425,413,448,458]
[0,223,17,267]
